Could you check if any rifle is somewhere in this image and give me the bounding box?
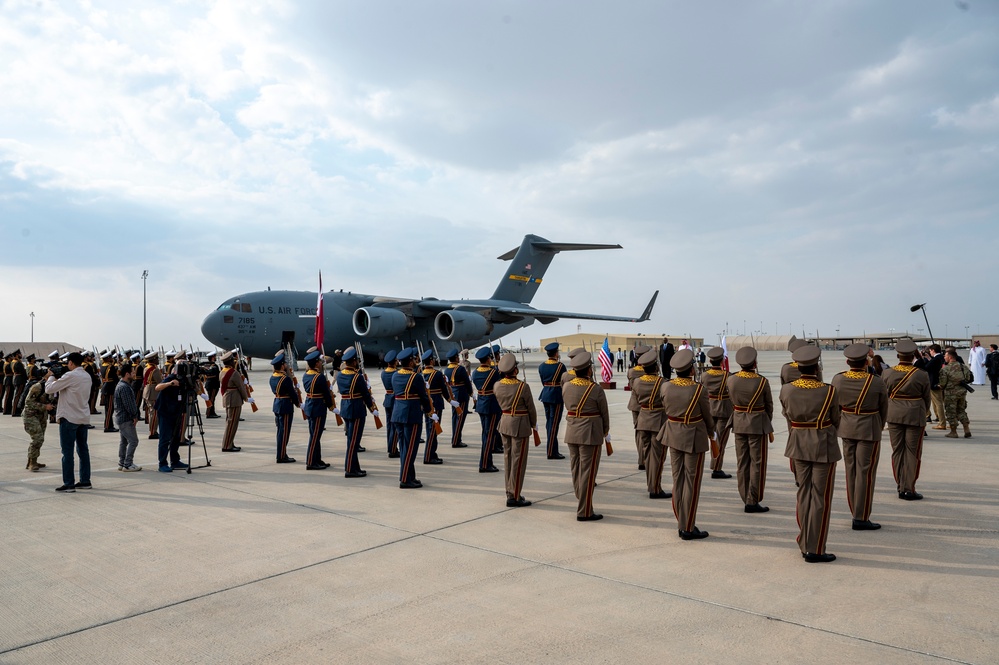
[285,342,306,421]
[236,344,258,412]
[319,342,343,426]
[354,342,382,429]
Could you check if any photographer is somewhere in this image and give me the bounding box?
[44,352,93,493]
[154,363,190,473]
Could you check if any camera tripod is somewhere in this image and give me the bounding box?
[179,389,212,473]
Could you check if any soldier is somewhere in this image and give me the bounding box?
[701,346,733,479]
[780,345,840,562]
[84,351,100,415]
[537,342,567,460]
[493,353,539,507]
[0,352,7,412]
[302,348,336,469]
[728,347,773,513]
[142,351,162,439]
[2,351,14,415]
[269,351,301,464]
[632,350,670,500]
[658,349,714,540]
[831,344,888,530]
[10,351,27,418]
[939,349,973,439]
[563,351,610,522]
[220,351,250,452]
[22,366,53,471]
[381,349,400,458]
[421,349,457,465]
[337,347,376,477]
[391,348,433,488]
[460,349,472,376]
[202,351,222,418]
[882,339,931,500]
[780,337,823,385]
[444,348,471,449]
[627,344,653,470]
[560,348,587,385]
[472,346,501,473]
[99,350,119,432]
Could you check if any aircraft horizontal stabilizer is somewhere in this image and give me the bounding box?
[497,241,622,261]
[496,290,658,324]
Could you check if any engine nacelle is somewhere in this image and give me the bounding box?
[352,307,411,338]
[435,310,492,341]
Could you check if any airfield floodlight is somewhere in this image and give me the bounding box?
[910,303,935,344]
[30,311,34,342]
[142,270,149,352]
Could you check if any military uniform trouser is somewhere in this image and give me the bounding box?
[450,399,467,447]
[733,432,768,506]
[397,422,421,483]
[147,402,158,437]
[274,413,293,460]
[307,412,326,466]
[543,401,563,457]
[24,415,46,459]
[568,443,601,518]
[222,405,241,450]
[631,410,643,463]
[501,434,530,500]
[792,460,836,555]
[343,416,364,473]
[423,407,442,463]
[930,388,945,424]
[2,381,13,414]
[710,420,732,472]
[385,406,399,454]
[11,385,25,416]
[888,423,923,494]
[638,429,664,493]
[842,438,880,521]
[943,390,969,427]
[670,448,705,533]
[478,413,498,470]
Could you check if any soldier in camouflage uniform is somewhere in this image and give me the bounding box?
[939,350,972,439]
[22,375,53,471]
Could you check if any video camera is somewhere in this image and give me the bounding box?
[44,361,68,380]
[175,360,201,392]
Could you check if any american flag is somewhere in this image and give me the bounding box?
[315,271,324,349]
[598,337,613,383]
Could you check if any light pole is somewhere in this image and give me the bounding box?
[30,312,34,342]
[142,270,149,352]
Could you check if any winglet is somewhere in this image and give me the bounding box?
[637,290,658,322]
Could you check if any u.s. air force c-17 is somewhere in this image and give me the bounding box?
[200,234,658,360]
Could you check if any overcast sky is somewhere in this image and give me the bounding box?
[2,0,997,350]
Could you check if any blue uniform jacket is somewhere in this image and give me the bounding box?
[472,365,501,415]
[538,359,566,404]
[444,363,472,402]
[381,367,397,410]
[337,368,374,420]
[302,369,334,418]
[422,367,452,411]
[270,371,301,415]
[390,368,432,424]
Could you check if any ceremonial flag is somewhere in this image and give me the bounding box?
[599,337,613,384]
[721,335,729,372]
[315,271,324,348]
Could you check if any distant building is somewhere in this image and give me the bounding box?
[539,333,704,354]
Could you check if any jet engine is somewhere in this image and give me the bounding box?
[352,307,411,338]
[434,310,492,341]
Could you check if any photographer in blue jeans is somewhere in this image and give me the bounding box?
[154,369,189,472]
[44,352,93,493]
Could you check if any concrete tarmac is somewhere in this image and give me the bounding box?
[0,351,997,664]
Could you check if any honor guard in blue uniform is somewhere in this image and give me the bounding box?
[302,347,336,470]
[337,347,376,478]
[444,348,471,448]
[473,347,502,472]
[538,341,567,459]
[391,348,433,488]
[421,349,458,465]
[270,351,300,463]
[381,349,400,458]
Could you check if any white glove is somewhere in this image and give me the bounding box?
[200,393,209,401]
[604,434,612,444]
[431,414,440,423]
[365,381,372,390]
[450,400,460,408]
[247,397,255,405]
[333,408,341,416]
[372,409,380,418]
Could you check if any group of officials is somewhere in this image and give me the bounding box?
[27,335,956,563]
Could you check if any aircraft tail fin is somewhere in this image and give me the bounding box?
[490,234,622,304]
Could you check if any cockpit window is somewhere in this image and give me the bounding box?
[230,303,239,311]
[240,303,252,313]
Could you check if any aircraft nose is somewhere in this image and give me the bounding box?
[201,311,221,343]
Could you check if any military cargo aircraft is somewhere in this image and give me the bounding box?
[200,234,658,360]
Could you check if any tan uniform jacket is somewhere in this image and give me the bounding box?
[494,377,537,438]
[700,368,734,422]
[631,372,665,432]
[220,367,250,408]
[830,370,888,441]
[657,379,714,453]
[626,365,644,411]
[728,371,774,435]
[881,364,931,426]
[779,379,842,463]
[780,362,822,385]
[563,378,610,445]
[142,365,162,402]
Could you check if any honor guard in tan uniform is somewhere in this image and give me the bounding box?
[658,349,714,540]
[493,354,539,508]
[728,347,773,513]
[563,351,610,522]
[779,345,840,563]
[701,346,733,479]
[220,351,251,452]
[560,348,587,385]
[142,351,162,439]
[780,337,823,385]
[831,344,888,530]
[882,338,931,501]
[627,344,652,470]
[632,350,670,499]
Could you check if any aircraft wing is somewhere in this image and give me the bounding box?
[494,290,658,324]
